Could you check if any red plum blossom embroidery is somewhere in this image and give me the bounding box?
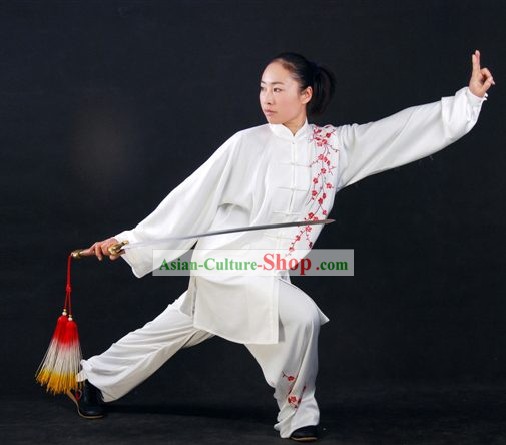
[282,371,298,407]
[287,384,308,409]
[287,125,338,256]
[288,395,300,408]
[282,371,297,383]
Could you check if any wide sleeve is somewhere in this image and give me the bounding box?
[336,86,488,189]
[113,131,242,278]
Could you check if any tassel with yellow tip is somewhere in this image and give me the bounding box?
[35,253,84,395]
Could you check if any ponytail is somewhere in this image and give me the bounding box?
[268,52,336,116]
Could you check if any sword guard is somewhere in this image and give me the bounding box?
[108,240,129,256]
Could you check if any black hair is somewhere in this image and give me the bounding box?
[267,52,336,116]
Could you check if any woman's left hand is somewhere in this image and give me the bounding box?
[469,49,495,97]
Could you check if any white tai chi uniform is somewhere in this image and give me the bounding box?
[77,86,486,438]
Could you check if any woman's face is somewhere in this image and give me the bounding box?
[260,61,312,126]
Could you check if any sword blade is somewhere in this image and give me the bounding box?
[121,218,335,250]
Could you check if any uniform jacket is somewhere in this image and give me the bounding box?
[114,86,487,344]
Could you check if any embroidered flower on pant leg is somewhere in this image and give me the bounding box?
[282,371,296,382]
[282,371,297,394]
[282,372,307,409]
[287,383,307,409]
[288,394,300,408]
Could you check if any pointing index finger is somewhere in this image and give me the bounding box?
[472,49,481,74]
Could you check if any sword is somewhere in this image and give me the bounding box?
[71,218,335,259]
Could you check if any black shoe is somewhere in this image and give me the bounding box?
[290,425,319,442]
[66,380,106,419]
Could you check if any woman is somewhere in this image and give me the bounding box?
[69,50,493,442]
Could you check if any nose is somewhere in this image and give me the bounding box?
[261,89,274,105]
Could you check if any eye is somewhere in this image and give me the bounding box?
[274,88,282,92]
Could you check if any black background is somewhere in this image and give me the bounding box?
[2,0,505,410]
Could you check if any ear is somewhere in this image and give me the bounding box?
[301,86,313,105]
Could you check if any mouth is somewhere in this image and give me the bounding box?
[264,110,276,116]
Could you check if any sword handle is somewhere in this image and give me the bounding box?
[70,240,129,259]
[70,249,86,259]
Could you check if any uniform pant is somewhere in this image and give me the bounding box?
[77,278,322,438]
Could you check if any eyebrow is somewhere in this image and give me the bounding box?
[260,80,285,85]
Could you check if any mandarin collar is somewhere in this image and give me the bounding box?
[268,118,310,140]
